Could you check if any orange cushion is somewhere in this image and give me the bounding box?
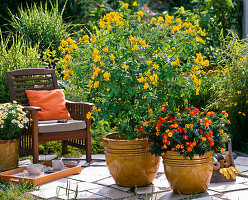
[25,89,72,121]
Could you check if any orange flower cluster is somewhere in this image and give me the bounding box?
[142,105,230,158]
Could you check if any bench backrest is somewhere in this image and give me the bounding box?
[6,68,58,105]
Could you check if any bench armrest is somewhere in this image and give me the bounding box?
[65,100,94,107]
[23,106,41,111]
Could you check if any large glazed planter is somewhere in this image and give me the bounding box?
[0,139,19,171]
[103,133,160,187]
[163,151,213,194]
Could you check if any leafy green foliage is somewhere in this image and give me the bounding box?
[205,35,248,151]
[9,1,69,51]
[57,5,207,139]
[0,181,37,200]
[0,32,43,103]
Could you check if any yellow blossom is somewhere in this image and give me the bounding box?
[195,36,204,43]
[89,80,93,88]
[138,76,146,82]
[132,45,139,51]
[99,20,105,28]
[150,17,156,24]
[94,81,99,88]
[94,55,101,62]
[144,70,151,76]
[61,39,68,48]
[157,16,164,24]
[110,54,115,60]
[86,112,92,119]
[146,60,152,65]
[196,87,199,95]
[133,1,137,6]
[203,60,209,67]
[103,72,111,80]
[83,35,89,40]
[137,17,141,22]
[144,82,149,89]
[148,108,153,116]
[100,62,105,66]
[92,106,97,111]
[122,64,129,69]
[122,3,129,8]
[171,59,181,67]
[197,28,206,36]
[139,39,147,47]
[67,37,73,44]
[137,11,144,17]
[103,47,109,52]
[237,91,242,94]
[152,64,159,70]
[129,35,137,43]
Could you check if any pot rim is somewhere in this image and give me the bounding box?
[103,132,146,142]
[163,150,213,159]
[0,139,20,143]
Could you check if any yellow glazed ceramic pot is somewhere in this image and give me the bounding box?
[103,133,160,187]
[0,139,19,171]
[163,151,213,194]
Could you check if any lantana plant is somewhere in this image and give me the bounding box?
[57,2,210,139]
[141,104,230,158]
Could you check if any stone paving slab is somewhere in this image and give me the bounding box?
[68,166,111,183]
[234,157,248,166]
[142,191,219,200]
[222,189,248,200]
[208,182,248,193]
[87,187,133,199]
[24,153,248,200]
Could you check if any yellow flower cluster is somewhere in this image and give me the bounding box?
[63,69,73,80]
[103,71,111,80]
[190,73,201,95]
[194,53,209,70]
[195,36,204,43]
[132,45,139,51]
[122,3,129,8]
[137,11,144,17]
[100,11,126,31]
[171,58,181,67]
[129,35,137,43]
[122,64,129,69]
[58,37,78,54]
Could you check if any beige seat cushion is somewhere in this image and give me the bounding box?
[38,120,86,134]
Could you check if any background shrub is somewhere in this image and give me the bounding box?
[0,32,43,103]
[204,35,248,152]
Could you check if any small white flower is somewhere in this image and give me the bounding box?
[18,124,24,128]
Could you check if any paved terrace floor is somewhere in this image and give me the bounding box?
[19,153,248,200]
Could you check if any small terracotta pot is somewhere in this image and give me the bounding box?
[163,151,213,194]
[103,133,160,187]
[0,139,19,171]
